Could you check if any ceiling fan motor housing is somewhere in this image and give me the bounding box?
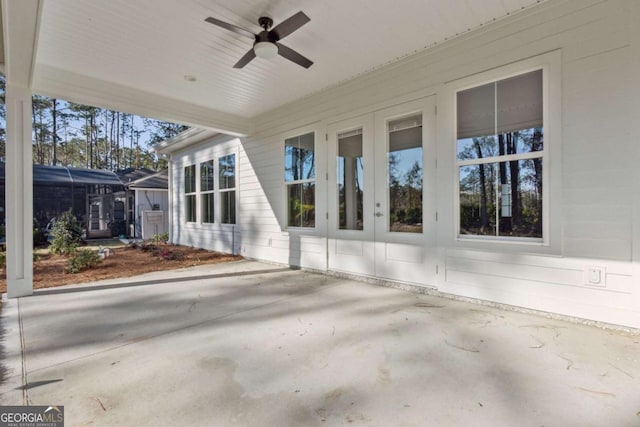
[255,31,276,44]
[258,17,273,31]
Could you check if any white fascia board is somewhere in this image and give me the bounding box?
[153,128,218,154]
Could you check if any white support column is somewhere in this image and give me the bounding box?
[5,84,34,297]
[631,0,640,307]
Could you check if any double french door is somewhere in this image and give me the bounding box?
[327,97,437,286]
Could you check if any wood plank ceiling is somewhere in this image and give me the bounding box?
[33,0,547,131]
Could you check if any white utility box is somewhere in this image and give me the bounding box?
[141,210,166,240]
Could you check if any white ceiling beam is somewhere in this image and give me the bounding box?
[1,0,41,87]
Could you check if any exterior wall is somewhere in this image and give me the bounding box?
[238,124,328,271]
[170,135,240,254]
[171,0,640,328]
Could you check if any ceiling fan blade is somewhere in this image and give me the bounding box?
[205,17,255,39]
[277,43,313,69]
[270,11,310,40]
[233,49,257,68]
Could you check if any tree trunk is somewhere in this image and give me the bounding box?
[130,119,134,168]
[116,112,120,170]
[85,116,89,168]
[89,114,94,169]
[506,133,520,229]
[52,99,58,166]
[532,128,543,234]
[109,110,115,170]
[473,140,489,232]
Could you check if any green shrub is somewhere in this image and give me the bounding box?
[152,232,169,245]
[49,209,83,255]
[0,224,5,240]
[66,249,102,274]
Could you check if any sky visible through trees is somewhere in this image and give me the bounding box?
[0,74,188,171]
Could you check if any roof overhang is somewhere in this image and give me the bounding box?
[131,187,168,192]
[126,169,168,190]
[153,128,219,155]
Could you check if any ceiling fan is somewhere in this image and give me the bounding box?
[205,11,313,69]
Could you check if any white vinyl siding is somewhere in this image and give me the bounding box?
[169,0,640,329]
[171,136,240,254]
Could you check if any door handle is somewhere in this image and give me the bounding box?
[375,212,383,217]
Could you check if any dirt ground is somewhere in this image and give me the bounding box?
[0,244,242,293]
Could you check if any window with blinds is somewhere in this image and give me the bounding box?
[456,69,544,239]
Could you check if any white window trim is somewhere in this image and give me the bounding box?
[384,109,427,236]
[446,51,562,254]
[176,139,240,230]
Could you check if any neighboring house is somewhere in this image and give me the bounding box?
[124,169,169,239]
[154,0,640,331]
[116,168,157,184]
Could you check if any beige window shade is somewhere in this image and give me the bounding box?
[497,69,542,134]
[389,114,422,152]
[457,69,542,139]
[338,131,363,158]
[457,82,495,139]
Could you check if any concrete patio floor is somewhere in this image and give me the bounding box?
[1,260,639,426]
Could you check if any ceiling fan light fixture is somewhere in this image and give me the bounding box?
[254,41,278,59]
[205,12,312,68]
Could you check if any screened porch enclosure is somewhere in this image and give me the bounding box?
[0,163,125,236]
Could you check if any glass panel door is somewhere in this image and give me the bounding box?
[327,97,436,287]
[373,97,437,286]
[327,115,375,276]
[338,128,364,230]
[388,114,423,233]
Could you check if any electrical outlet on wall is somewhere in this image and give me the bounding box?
[583,266,606,287]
